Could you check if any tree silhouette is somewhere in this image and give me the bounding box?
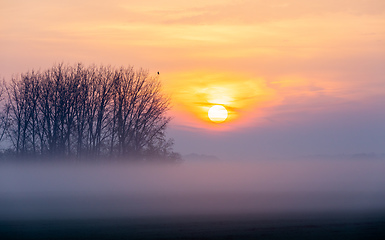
[2,63,180,161]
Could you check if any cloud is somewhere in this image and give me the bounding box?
[158,0,385,25]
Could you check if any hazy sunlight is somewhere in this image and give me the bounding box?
[208,105,228,123]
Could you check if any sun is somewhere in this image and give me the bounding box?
[208,105,228,123]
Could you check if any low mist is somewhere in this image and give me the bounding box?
[1,159,385,220]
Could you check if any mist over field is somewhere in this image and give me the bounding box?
[1,158,385,220]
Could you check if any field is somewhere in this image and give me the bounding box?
[1,212,385,239]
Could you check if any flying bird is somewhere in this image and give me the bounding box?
[157,71,159,75]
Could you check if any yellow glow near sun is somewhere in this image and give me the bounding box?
[165,71,277,128]
[208,105,228,123]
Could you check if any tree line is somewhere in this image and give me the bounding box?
[0,63,180,161]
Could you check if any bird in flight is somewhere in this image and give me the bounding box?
[157,71,159,75]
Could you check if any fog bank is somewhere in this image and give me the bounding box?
[1,159,385,220]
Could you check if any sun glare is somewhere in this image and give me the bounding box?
[208,105,228,123]
[165,71,277,128]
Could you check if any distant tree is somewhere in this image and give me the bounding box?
[0,81,9,144]
[6,71,41,156]
[2,63,178,161]
[38,64,75,157]
[110,67,172,159]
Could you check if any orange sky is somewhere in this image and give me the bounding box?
[1,0,385,157]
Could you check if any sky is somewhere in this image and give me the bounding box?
[1,0,385,160]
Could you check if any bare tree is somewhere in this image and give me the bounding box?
[2,63,178,161]
[0,81,9,144]
[6,72,40,156]
[110,68,172,159]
